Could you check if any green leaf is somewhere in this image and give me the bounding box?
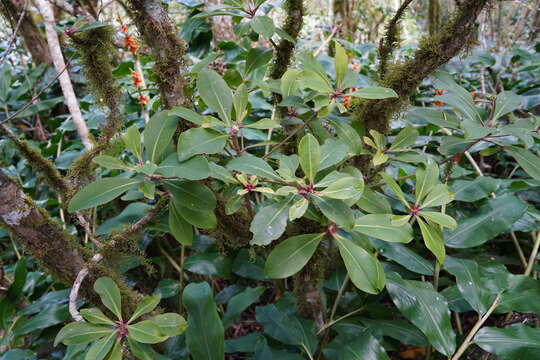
[302,70,334,94]
[319,139,349,169]
[233,83,249,122]
[250,197,295,245]
[319,176,364,199]
[492,91,523,122]
[183,282,225,360]
[419,211,457,230]
[127,320,167,344]
[474,324,540,359]
[356,188,392,214]
[169,106,204,125]
[176,205,217,229]
[450,177,501,202]
[415,159,439,204]
[156,154,210,180]
[330,120,362,155]
[379,173,408,206]
[122,125,142,160]
[79,308,115,326]
[417,218,446,264]
[386,272,456,356]
[68,177,141,212]
[94,277,122,320]
[389,126,419,151]
[280,69,301,97]
[227,155,281,181]
[223,287,265,327]
[166,180,216,211]
[334,42,348,89]
[149,313,187,336]
[107,340,122,360]
[143,111,178,163]
[433,71,480,123]
[250,16,275,38]
[85,331,116,360]
[335,234,385,294]
[298,134,320,183]
[444,256,494,314]
[127,338,168,360]
[244,117,281,129]
[198,69,233,124]
[349,87,398,99]
[289,197,308,220]
[420,184,454,208]
[361,318,429,347]
[338,333,390,360]
[128,294,161,323]
[168,201,193,246]
[313,196,355,229]
[93,156,130,170]
[245,48,273,76]
[372,240,434,275]
[354,214,413,243]
[177,128,228,162]
[446,194,528,248]
[506,146,540,181]
[54,322,113,346]
[264,233,324,278]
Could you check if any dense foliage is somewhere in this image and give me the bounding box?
[0,0,539,359]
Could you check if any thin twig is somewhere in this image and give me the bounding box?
[0,0,28,67]
[263,112,318,159]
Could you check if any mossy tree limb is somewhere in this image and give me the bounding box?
[0,171,141,314]
[128,0,191,110]
[428,0,441,35]
[352,0,492,137]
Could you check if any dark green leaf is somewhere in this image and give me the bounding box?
[68,177,141,212]
[474,324,540,359]
[143,111,178,163]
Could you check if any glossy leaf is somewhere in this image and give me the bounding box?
[389,126,419,151]
[166,180,216,211]
[354,214,413,243]
[122,125,142,160]
[250,197,295,245]
[227,155,281,181]
[85,331,116,360]
[198,69,233,123]
[177,128,228,161]
[349,86,398,99]
[79,308,115,326]
[417,218,446,264]
[335,234,385,294]
[245,48,272,76]
[128,294,161,323]
[223,287,265,327]
[419,211,457,230]
[506,146,540,181]
[156,154,210,180]
[127,320,167,344]
[386,272,456,356]
[319,176,364,199]
[149,313,187,336]
[183,282,225,360]
[313,196,355,229]
[169,201,193,246]
[492,91,523,122]
[474,324,540,359]
[54,322,113,346]
[250,16,275,38]
[68,177,141,212]
[143,111,177,163]
[264,233,324,278]
[94,277,122,320]
[298,133,321,183]
[415,160,439,204]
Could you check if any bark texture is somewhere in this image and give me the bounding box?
[0,0,51,64]
[128,0,190,109]
[352,0,492,137]
[0,171,141,314]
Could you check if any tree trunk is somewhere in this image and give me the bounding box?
[0,0,51,65]
[128,0,191,110]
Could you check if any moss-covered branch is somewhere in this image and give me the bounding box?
[0,171,141,313]
[269,0,304,80]
[352,0,492,136]
[128,0,191,109]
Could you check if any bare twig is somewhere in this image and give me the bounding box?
[263,112,318,159]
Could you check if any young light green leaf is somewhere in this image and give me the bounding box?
[264,233,324,278]
[149,313,187,336]
[127,320,167,344]
[289,197,309,220]
[386,272,456,356]
[143,111,178,163]
[389,126,419,151]
[169,201,193,246]
[68,177,141,212]
[54,322,113,346]
[506,146,540,181]
[420,184,454,208]
[183,282,224,360]
[79,308,115,326]
[349,86,398,99]
[250,16,275,38]
[298,133,320,183]
[334,234,385,294]
[492,91,523,122]
[280,69,301,97]
[417,218,445,264]
[334,42,348,89]
[128,294,161,323]
[415,160,439,204]
[122,125,142,160]
[85,331,116,360]
[227,155,281,181]
[354,214,413,243]
[198,69,233,124]
[94,277,122,320]
[419,211,457,230]
[93,156,130,170]
[177,128,228,162]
